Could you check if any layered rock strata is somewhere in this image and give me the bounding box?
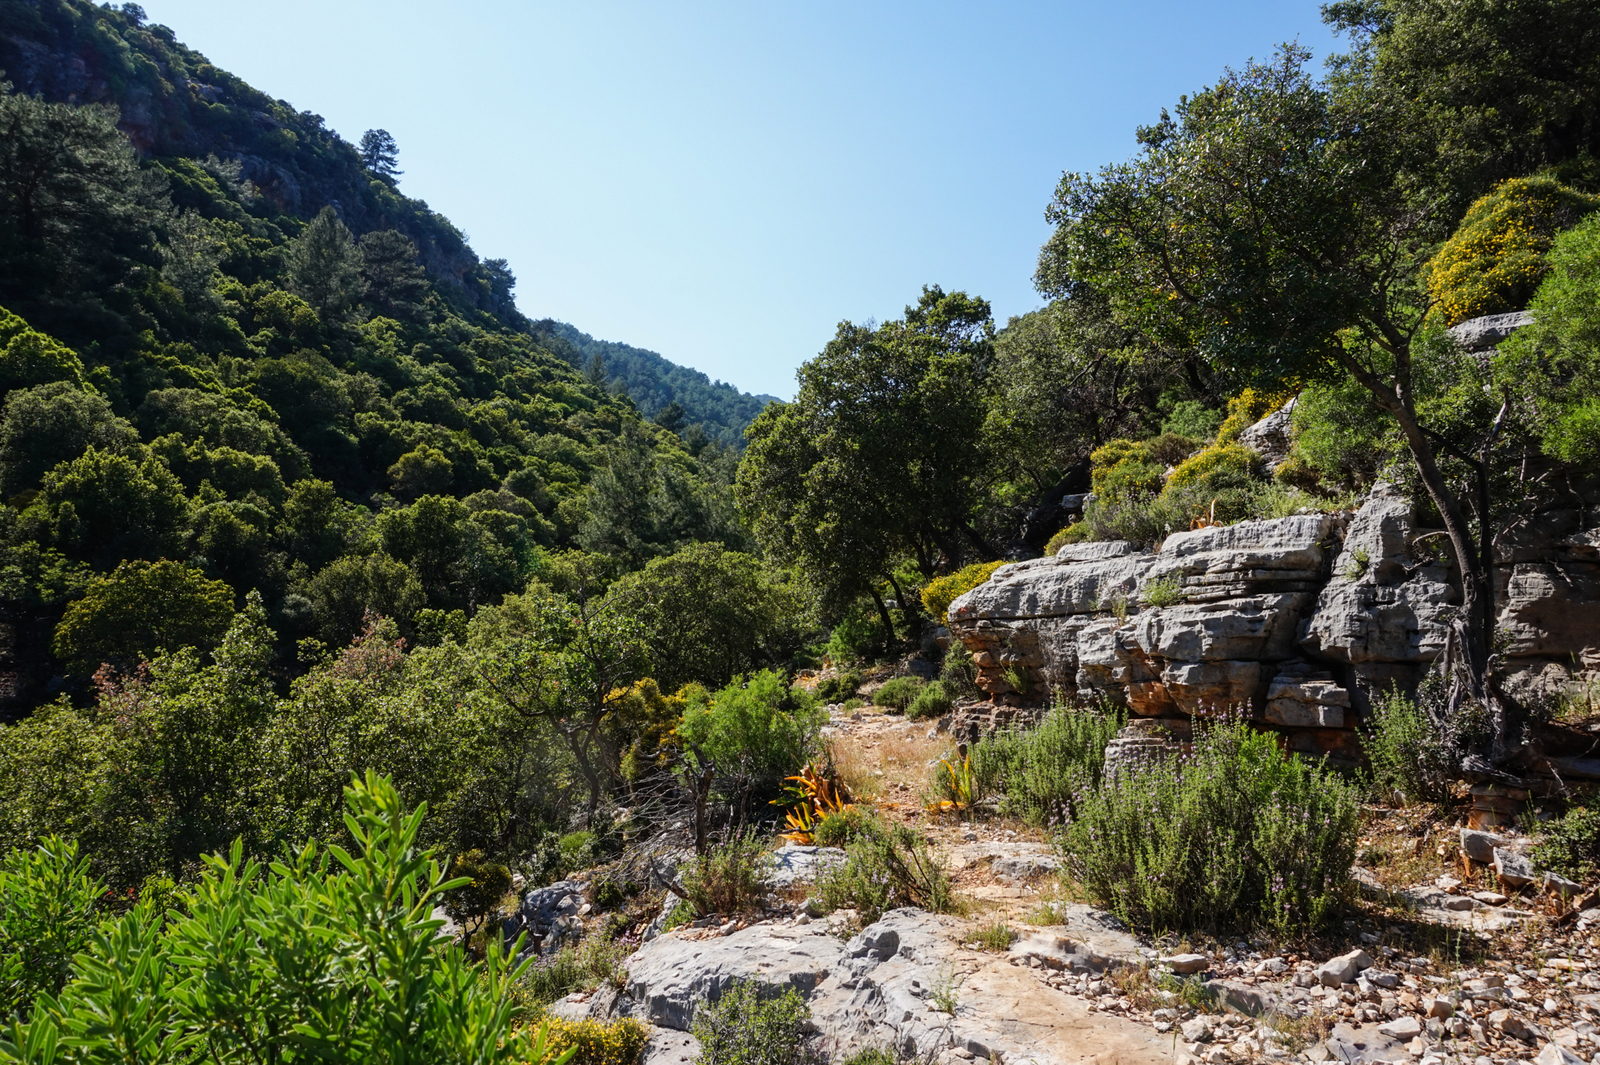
[947,488,1600,768]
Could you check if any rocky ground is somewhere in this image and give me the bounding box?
[525,707,1600,1065]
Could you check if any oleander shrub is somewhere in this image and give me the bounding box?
[680,831,773,916]
[969,700,1124,825]
[869,676,925,712]
[1424,176,1600,326]
[0,836,104,1021]
[692,979,812,1065]
[907,680,954,721]
[541,1016,649,1065]
[1062,716,1359,934]
[0,771,558,1063]
[814,817,954,922]
[920,561,1004,624]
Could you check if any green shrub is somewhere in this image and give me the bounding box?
[814,670,862,703]
[1533,806,1600,880]
[1287,378,1396,491]
[837,1049,896,1065]
[692,979,811,1065]
[969,919,1015,952]
[920,561,1004,624]
[907,680,954,721]
[0,836,104,1020]
[681,831,772,916]
[840,697,865,712]
[1140,574,1186,608]
[939,643,980,701]
[678,671,826,807]
[869,676,925,712]
[815,818,954,922]
[825,599,889,664]
[812,806,873,848]
[1160,399,1223,440]
[1363,690,1456,806]
[1144,432,1202,467]
[520,934,632,1008]
[1424,176,1600,326]
[1089,439,1164,502]
[1062,717,1359,934]
[0,771,548,1062]
[969,701,1125,825]
[541,1016,649,1065]
[444,848,513,936]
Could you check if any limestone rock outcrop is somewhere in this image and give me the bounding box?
[947,488,1600,768]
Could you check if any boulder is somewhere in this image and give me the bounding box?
[1460,828,1509,863]
[768,845,845,889]
[1448,310,1533,351]
[1130,594,1311,662]
[1264,672,1350,728]
[621,921,847,1030]
[1057,540,1142,563]
[1493,847,1538,888]
[1536,1042,1587,1065]
[1147,514,1338,601]
[1238,398,1297,471]
[950,554,1155,623]
[1164,953,1210,975]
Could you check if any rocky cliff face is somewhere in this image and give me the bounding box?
[948,485,1600,770]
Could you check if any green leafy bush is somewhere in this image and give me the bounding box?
[815,818,954,922]
[443,848,513,937]
[519,934,632,1008]
[692,979,812,1065]
[1062,717,1359,933]
[1533,806,1600,880]
[811,805,873,847]
[1363,690,1457,806]
[920,561,1003,624]
[869,676,925,711]
[0,771,552,1063]
[1088,439,1164,502]
[0,836,104,1021]
[1160,399,1223,440]
[939,643,980,701]
[907,680,954,721]
[969,701,1125,825]
[814,670,862,703]
[678,671,826,807]
[1140,574,1186,608]
[681,831,773,916]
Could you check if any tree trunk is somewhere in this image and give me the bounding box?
[869,587,897,647]
[1341,351,1506,760]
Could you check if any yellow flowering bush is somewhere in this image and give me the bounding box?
[1215,388,1286,443]
[539,1017,650,1065]
[1088,438,1163,500]
[920,560,1004,623]
[1424,176,1600,326]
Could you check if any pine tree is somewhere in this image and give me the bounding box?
[359,129,401,179]
[359,229,429,321]
[287,207,366,318]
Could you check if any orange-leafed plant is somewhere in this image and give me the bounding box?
[775,762,855,844]
[926,754,977,819]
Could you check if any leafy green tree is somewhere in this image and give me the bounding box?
[677,671,824,815]
[159,208,224,305]
[604,542,809,691]
[277,478,368,573]
[389,444,454,499]
[737,286,995,635]
[1498,212,1600,464]
[358,128,402,179]
[286,206,367,318]
[1037,46,1509,745]
[28,446,191,568]
[52,559,235,676]
[0,382,138,496]
[360,229,430,321]
[473,592,646,819]
[1323,0,1600,216]
[305,553,426,647]
[0,84,159,302]
[0,305,86,395]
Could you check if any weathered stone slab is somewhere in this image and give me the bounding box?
[1130,593,1311,662]
[950,554,1155,623]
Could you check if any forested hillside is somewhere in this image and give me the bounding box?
[529,320,778,448]
[0,0,754,710]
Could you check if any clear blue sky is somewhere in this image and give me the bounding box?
[143,1,1341,399]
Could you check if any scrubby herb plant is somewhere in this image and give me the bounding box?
[1362,689,1459,807]
[680,831,773,917]
[968,700,1124,825]
[907,680,954,721]
[692,979,813,1065]
[868,676,925,712]
[1061,716,1359,934]
[814,816,955,922]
